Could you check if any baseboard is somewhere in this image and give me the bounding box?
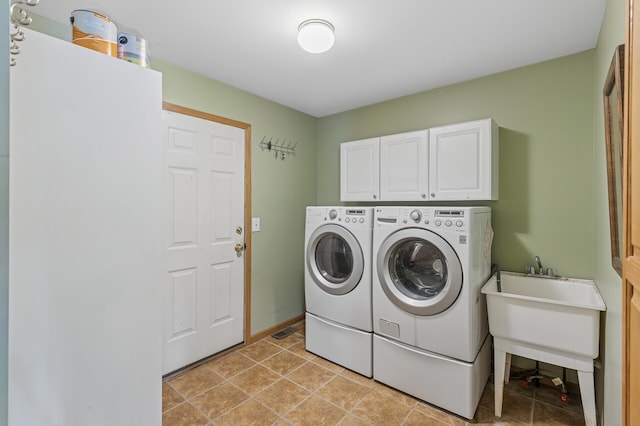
[246,313,305,344]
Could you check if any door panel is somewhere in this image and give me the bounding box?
[625,0,640,423]
[163,109,245,374]
[169,169,197,246]
[169,269,197,339]
[211,264,233,321]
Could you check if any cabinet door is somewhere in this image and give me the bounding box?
[340,138,380,201]
[380,130,429,201]
[428,119,498,200]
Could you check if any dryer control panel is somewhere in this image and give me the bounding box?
[374,206,490,235]
[397,207,468,232]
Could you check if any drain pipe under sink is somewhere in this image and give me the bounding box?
[491,263,501,292]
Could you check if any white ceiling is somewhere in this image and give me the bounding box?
[34,1,607,117]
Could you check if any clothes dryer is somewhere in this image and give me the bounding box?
[304,206,373,377]
[372,206,492,419]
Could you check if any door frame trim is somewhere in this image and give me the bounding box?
[162,102,253,343]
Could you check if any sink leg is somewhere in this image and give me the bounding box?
[577,370,597,426]
[504,352,512,384]
[494,348,508,417]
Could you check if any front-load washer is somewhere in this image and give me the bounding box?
[372,206,493,419]
[304,206,373,377]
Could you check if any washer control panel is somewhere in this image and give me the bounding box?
[321,207,372,226]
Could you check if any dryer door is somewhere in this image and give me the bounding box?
[377,228,462,315]
[306,224,364,295]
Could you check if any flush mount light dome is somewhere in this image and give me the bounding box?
[297,19,335,53]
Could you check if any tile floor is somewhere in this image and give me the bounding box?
[162,321,587,425]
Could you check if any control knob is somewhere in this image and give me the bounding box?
[410,210,422,223]
[329,209,338,220]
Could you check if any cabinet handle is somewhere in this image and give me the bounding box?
[431,193,436,198]
[373,195,377,199]
[421,194,426,199]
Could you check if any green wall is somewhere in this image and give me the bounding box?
[1,0,9,423]
[593,0,625,424]
[318,52,596,279]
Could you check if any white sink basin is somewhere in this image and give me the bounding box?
[481,271,606,360]
[483,271,606,425]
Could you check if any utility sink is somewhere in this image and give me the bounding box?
[481,271,606,426]
[482,271,606,359]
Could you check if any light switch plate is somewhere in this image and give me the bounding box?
[252,217,260,232]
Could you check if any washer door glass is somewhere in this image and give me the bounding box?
[307,224,364,295]
[377,228,462,315]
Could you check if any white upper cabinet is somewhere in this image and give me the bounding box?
[379,130,429,201]
[340,118,498,202]
[428,118,498,201]
[340,137,380,201]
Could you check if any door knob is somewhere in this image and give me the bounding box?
[234,243,245,253]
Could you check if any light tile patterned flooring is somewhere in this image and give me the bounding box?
[162,321,587,425]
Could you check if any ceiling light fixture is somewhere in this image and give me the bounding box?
[297,19,335,54]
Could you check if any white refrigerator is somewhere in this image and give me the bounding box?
[9,29,163,425]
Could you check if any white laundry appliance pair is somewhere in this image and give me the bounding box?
[372,206,493,419]
[304,206,374,377]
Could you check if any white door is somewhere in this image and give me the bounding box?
[162,109,245,374]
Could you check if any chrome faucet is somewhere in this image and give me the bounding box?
[534,256,543,274]
[526,256,555,277]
